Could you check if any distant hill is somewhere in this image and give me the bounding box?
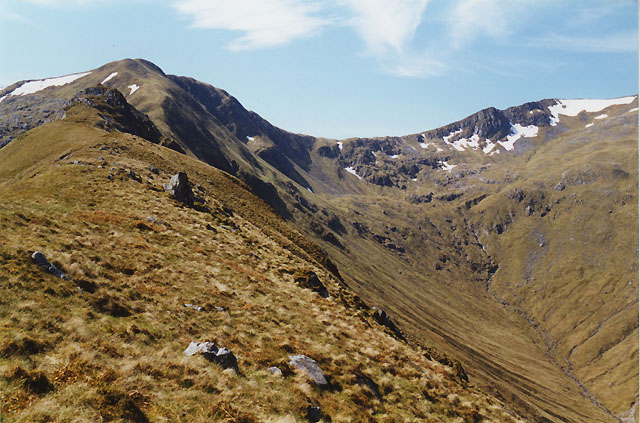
[0,58,637,423]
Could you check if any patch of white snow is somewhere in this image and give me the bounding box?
[629,107,639,113]
[389,154,399,159]
[548,96,636,126]
[436,147,444,152]
[246,136,255,141]
[483,140,495,154]
[0,95,7,103]
[101,72,118,84]
[8,72,91,97]
[337,141,343,150]
[449,134,480,151]
[585,123,594,128]
[439,161,457,172]
[306,187,313,193]
[498,124,538,151]
[128,84,140,95]
[594,114,608,120]
[412,178,417,182]
[443,129,462,142]
[345,167,362,180]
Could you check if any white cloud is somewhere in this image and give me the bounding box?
[173,0,330,50]
[338,0,430,54]
[448,0,532,48]
[534,31,638,53]
[384,53,447,78]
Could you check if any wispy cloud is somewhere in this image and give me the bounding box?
[532,31,638,53]
[172,0,331,50]
[339,0,430,55]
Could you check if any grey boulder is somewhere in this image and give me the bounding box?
[31,251,69,280]
[163,172,194,206]
[184,341,238,370]
[288,355,327,385]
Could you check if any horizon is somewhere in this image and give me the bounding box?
[1,0,637,139]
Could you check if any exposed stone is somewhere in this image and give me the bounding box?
[288,355,327,385]
[184,341,238,370]
[31,251,69,280]
[163,172,194,206]
[183,303,204,311]
[555,182,566,191]
[371,307,407,342]
[306,406,322,422]
[294,270,328,298]
[268,366,283,376]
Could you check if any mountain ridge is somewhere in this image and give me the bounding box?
[0,58,637,423]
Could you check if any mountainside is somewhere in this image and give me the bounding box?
[0,58,637,423]
[0,98,524,422]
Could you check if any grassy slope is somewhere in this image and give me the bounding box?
[0,106,524,422]
[284,103,639,423]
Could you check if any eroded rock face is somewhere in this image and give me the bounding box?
[288,354,327,385]
[184,341,238,370]
[163,172,194,206]
[31,251,68,280]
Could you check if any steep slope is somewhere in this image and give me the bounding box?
[0,58,637,423]
[0,98,523,422]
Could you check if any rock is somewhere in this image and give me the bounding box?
[268,366,283,376]
[184,342,238,370]
[163,172,194,206]
[555,182,566,191]
[128,169,142,183]
[288,355,327,385]
[31,251,69,280]
[214,306,226,312]
[183,303,204,311]
[371,307,407,341]
[148,165,161,174]
[294,270,329,298]
[306,406,322,422]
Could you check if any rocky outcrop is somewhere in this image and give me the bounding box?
[31,251,68,280]
[163,172,194,206]
[71,86,165,143]
[184,342,238,371]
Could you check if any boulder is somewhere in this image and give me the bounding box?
[163,172,194,206]
[306,406,322,422]
[31,251,69,280]
[268,366,283,376]
[184,342,238,370]
[288,355,327,385]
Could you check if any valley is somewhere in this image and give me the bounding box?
[0,58,637,423]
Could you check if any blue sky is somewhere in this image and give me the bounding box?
[0,0,637,139]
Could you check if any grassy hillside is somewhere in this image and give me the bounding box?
[0,104,524,422]
[0,58,636,423]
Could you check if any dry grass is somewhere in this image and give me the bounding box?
[0,113,523,422]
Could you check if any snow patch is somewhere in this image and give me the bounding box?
[483,140,495,154]
[101,72,118,84]
[337,141,343,150]
[585,123,594,128]
[594,114,608,120]
[8,72,91,97]
[412,178,417,182]
[439,161,457,172]
[0,95,7,103]
[420,142,433,149]
[448,134,480,151]
[443,128,462,142]
[389,154,399,159]
[128,84,140,95]
[548,97,636,126]
[344,167,362,180]
[498,124,538,151]
[629,107,639,113]
[306,187,313,193]
[246,136,255,141]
